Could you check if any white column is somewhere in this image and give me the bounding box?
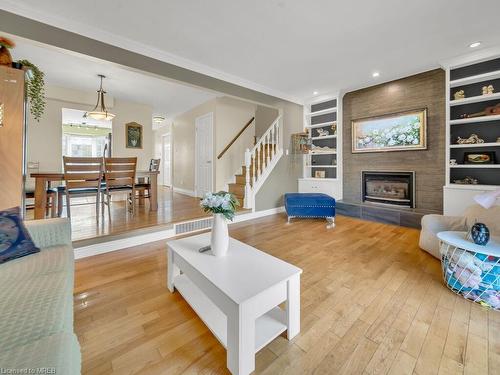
[244,149,252,209]
[167,247,180,293]
[270,127,275,158]
[251,152,256,186]
[227,304,255,375]
[286,273,300,339]
[266,133,270,165]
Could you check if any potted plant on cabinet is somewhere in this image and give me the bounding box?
[16,59,46,122]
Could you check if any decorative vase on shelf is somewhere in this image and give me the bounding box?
[211,213,229,257]
[470,222,490,246]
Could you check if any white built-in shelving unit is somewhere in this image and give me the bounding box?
[298,95,343,199]
[443,53,500,215]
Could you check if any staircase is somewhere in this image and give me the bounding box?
[229,143,276,203]
[228,116,283,209]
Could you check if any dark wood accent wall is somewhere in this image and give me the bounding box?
[342,69,446,212]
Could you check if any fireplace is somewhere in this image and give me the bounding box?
[361,171,415,208]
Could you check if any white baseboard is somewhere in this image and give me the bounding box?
[173,187,197,197]
[74,206,285,259]
[232,206,285,223]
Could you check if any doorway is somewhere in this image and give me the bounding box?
[195,112,214,198]
[162,133,171,187]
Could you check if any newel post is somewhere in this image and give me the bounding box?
[244,148,252,209]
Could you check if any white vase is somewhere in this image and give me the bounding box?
[211,213,229,257]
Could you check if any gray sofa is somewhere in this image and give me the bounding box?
[0,218,81,374]
[420,204,500,259]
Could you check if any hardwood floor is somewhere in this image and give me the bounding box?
[74,214,499,374]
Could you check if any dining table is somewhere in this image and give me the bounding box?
[30,170,159,220]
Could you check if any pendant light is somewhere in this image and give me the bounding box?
[87,74,115,121]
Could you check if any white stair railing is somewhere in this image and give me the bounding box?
[244,115,283,209]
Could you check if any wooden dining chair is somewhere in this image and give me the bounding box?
[62,156,104,218]
[102,157,137,216]
[135,158,160,204]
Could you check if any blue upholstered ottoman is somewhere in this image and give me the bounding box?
[284,193,336,226]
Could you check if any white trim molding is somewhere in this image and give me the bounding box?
[74,206,286,259]
[173,187,197,197]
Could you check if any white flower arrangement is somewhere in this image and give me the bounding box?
[200,191,240,220]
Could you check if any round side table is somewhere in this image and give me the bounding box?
[438,231,500,310]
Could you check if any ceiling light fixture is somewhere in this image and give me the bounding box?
[87,75,115,121]
[372,72,380,78]
[153,116,166,124]
[313,91,318,95]
[469,41,481,48]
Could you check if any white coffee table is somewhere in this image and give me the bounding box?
[167,233,302,375]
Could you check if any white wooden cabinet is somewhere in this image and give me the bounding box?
[298,178,342,199]
[444,185,499,216]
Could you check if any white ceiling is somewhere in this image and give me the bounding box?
[9,36,219,120]
[2,0,500,102]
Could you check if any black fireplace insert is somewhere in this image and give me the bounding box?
[361,171,415,208]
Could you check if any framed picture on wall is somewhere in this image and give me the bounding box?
[352,108,427,153]
[126,122,143,149]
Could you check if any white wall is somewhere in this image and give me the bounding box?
[154,96,257,195]
[215,97,256,191]
[26,85,154,181]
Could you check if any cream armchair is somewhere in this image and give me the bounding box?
[419,205,500,259]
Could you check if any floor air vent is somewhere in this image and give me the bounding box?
[175,217,213,235]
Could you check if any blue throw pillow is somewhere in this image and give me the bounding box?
[0,207,40,263]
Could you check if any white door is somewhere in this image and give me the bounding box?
[195,113,214,197]
[162,133,171,186]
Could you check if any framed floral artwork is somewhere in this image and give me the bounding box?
[352,109,427,153]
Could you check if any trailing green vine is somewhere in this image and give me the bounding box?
[16,59,46,121]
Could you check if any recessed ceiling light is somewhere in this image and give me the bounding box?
[469,41,481,48]
[313,91,318,95]
[372,72,380,78]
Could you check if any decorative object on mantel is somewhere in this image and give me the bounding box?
[453,176,478,185]
[316,128,329,137]
[464,151,496,164]
[86,74,115,121]
[470,222,490,246]
[330,123,337,135]
[125,122,143,149]
[15,60,46,121]
[0,36,14,66]
[482,85,495,96]
[314,170,326,178]
[309,144,336,154]
[200,191,239,257]
[450,159,457,166]
[460,103,500,119]
[352,108,427,153]
[453,90,465,100]
[292,132,310,154]
[457,134,484,144]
